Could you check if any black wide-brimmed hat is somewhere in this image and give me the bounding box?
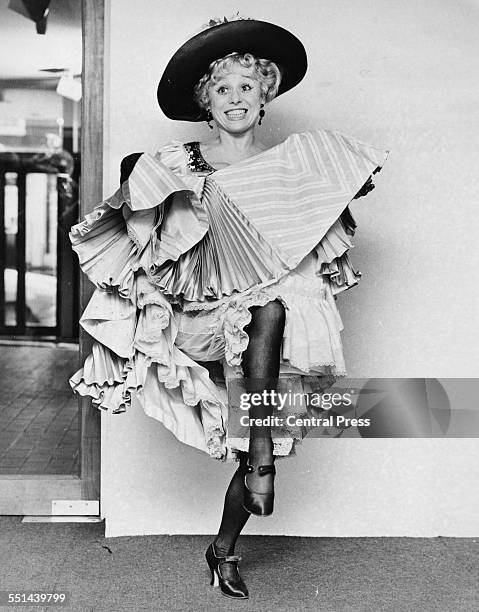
[157,18,308,122]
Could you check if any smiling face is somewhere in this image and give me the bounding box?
[207,64,264,135]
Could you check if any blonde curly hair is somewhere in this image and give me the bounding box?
[193,52,282,110]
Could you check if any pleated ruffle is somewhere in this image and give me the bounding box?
[69,195,141,299]
[70,272,229,458]
[149,177,289,301]
[70,266,344,459]
[69,129,388,460]
[314,207,362,295]
[69,188,359,459]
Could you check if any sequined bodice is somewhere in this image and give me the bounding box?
[183,141,216,174]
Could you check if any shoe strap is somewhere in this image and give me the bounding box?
[211,544,241,565]
[246,464,276,476]
[217,555,241,565]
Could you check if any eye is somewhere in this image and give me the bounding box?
[242,83,253,91]
[216,85,227,94]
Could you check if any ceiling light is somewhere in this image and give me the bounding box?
[8,0,51,35]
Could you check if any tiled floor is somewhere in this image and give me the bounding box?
[0,343,80,475]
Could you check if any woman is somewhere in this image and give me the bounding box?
[70,17,388,600]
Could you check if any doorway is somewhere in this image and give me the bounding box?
[0,0,102,515]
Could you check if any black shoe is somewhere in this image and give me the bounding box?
[205,542,249,599]
[243,463,276,516]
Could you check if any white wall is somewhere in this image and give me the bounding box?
[101,0,479,537]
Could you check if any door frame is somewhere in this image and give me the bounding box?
[77,0,104,507]
[0,0,104,515]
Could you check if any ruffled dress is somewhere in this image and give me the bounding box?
[69,129,388,460]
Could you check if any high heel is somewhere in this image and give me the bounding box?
[205,542,249,599]
[243,463,276,516]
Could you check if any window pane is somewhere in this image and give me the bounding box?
[4,172,18,326]
[25,173,57,327]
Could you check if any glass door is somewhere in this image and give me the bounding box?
[0,0,101,515]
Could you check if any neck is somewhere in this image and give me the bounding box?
[216,128,259,154]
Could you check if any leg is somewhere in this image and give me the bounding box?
[243,299,285,494]
[212,452,250,581]
[212,300,285,554]
[214,452,250,556]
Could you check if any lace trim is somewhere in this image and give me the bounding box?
[205,423,227,460]
[223,289,288,367]
[181,297,232,312]
[136,292,170,309]
[221,284,348,374]
[227,437,300,457]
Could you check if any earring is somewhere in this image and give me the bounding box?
[206,109,214,129]
[258,103,265,125]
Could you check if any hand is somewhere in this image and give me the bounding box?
[353,176,375,199]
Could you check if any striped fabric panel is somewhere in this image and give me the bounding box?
[125,152,210,264]
[211,129,388,266]
[148,178,289,302]
[126,153,188,209]
[126,152,205,210]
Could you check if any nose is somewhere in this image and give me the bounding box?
[229,87,242,104]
